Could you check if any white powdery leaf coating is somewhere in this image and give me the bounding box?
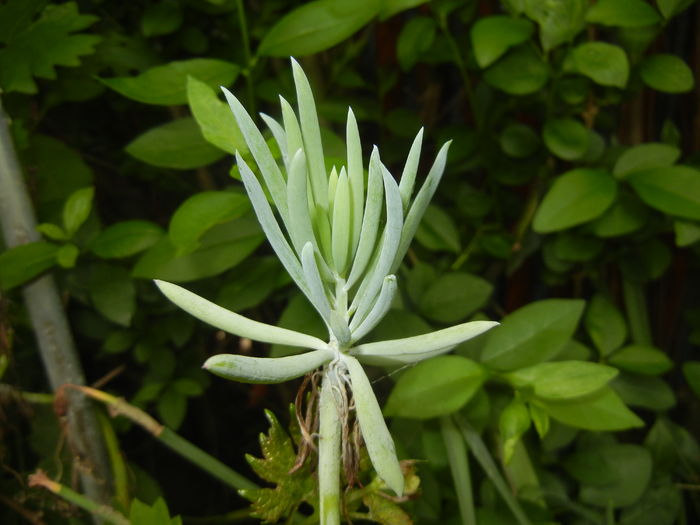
[155,280,328,351]
[342,354,404,496]
[203,348,334,384]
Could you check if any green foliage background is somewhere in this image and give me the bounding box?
[1,0,700,523]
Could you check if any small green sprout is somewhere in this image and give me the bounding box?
[155,58,497,524]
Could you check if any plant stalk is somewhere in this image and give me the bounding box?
[0,96,112,505]
[318,371,341,525]
[622,278,653,345]
[441,416,476,525]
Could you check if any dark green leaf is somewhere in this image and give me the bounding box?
[585,294,627,356]
[101,59,239,105]
[132,216,263,282]
[640,54,695,93]
[217,257,283,312]
[187,76,247,154]
[89,264,136,326]
[379,0,429,20]
[609,345,673,375]
[397,16,436,70]
[534,169,617,233]
[56,243,79,268]
[591,191,648,237]
[419,272,493,324]
[674,220,700,247]
[169,191,251,251]
[619,482,682,525]
[614,143,681,178]
[270,294,328,357]
[612,373,676,411]
[91,220,164,259]
[507,361,618,400]
[130,498,181,525]
[62,186,93,236]
[157,387,187,429]
[499,123,540,158]
[384,355,488,419]
[552,233,603,262]
[539,387,643,430]
[258,0,380,56]
[499,397,531,463]
[484,45,549,95]
[481,299,585,371]
[524,0,587,51]
[656,0,695,18]
[414,205,461,253]
[627,166,700,220]
[586,0,662,27]
[0,2,100,94]
[470,16,534,68]
[682,361,700,398]
[36,223,67,241]
[569,42,629,87]
[0,242,59,290]
[141,0,182,37]
[644,417,700,473]
[570,444,652,508]
[542,118,590,160]
[126,118,226,169]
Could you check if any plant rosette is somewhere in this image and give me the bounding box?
[155,58,497,524]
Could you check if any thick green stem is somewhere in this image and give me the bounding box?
[318,371,341,525]
[441,416,476,525]
[77,386,257,491]
[0,96,112,505]
[29,471,128,525]
[622,278,653,346]
[456,416,532,525]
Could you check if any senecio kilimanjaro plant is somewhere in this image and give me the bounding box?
[155,58,497,524]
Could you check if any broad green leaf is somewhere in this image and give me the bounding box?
[133,217,263,282]
[568,444,652,508]
[419,272,493,324]
[141,0,182,37]
[591,191,648,237]
[0,242,59,290]
[217,257,282,313]
[62,186,93,236]
[384,356,487,419]
[499,123,540,158]
[204,348,333,383]
[470,16,534,68]
[187,76,247,155]
[539,387,643,430]
[91,220,164,259]
[619,483,682,525]
[585,294,627,356]
[101,59,239,105]
[645,417,700,473]
[569,42,629,88]
[130,498,181,525]
[484,45,549,95]
[56,243,79,268]
[656,0,695,18]
[613,142,681,178]
[674,220,700,247]
[506,361,618,400]
[586,0,662,27]
[542,118,589,161]
[169,191,250,251]
[270,294,328,357]
[627,166,700,220]
[640,54,695,93]
[157,387,187,429]
[609,345,673,375]
[612,373,675,411]
[682,361,700,398]
[534,169,617,233]
[125,118,226,169]
[414,205,460,253]
[258,0,380,56]
[89,264,136,326]
[379,0,428,20]
[524,0,587,51]
[0,0,46,43]
[0,2,100,94]
[499,397,531,463]
[36,223,67,241]
[397,16,436,70]
[552,233,603,262]
[481,299,585,371]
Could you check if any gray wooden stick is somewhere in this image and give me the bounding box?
[0,95,111,505]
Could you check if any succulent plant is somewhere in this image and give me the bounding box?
[155,58,497,524]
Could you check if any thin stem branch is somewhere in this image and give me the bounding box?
[622,278,653,345]
[441,416,476,525]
